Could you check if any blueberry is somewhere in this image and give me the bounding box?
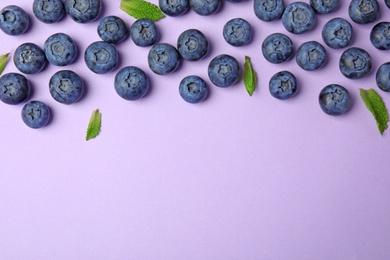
[262,33,294,64]
[64,0,102,23]
[282,2,316,34]
[44,33,78,66]
[0,73,30,105]
[322,17,353,49]
[296,41,326,71]
[269,71,297,100]
[227,0,245,2]
[319,84,351,116]
[309,0,339,14]
[208,54,240,88]
[14,43,47,74]
[21,101,51,129]
[254,0,284,22]
[177,29,208,61]
[223,18,252,47]
[376,62,390,92]
[130,18,159,47]
[179,75,208,103]
[190,0,221,16]
[148,43,181,75]
[159,0,189,16]
[370,22,390,50]
[339,47,372,79]
[348,0,379,24]
[33,0,65,24]
[84,41,118,74]
[0,5,29,36]
[49,70,84,104]
[114,66,149,101]
[98,16,128,44]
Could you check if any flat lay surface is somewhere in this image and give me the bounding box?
[1,0,390,259]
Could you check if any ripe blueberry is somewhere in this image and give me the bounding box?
[223,18,252,47]
[84,41,118,74]
[33,0,65,24]
[319,84,351,116]
[98,16,128,44]
[322,17,353,49]
[190,0,221,16]
[159,0,189,16]
[339,47,372,79]
[376,62,390,92]
[282,2,316,34]
[64,0,102,23]
[148,43,181,75]
[44,33,78,66]
[49,70,84,104]
[309,0,339,14]
[14,43,47,74]
[114,66,149,101]
[179,75,208,103]
[177,29,208,61]
[21,101,51,129]
[0,5,29,36]
[0,73,31,105]
[262,33,294,64]
[348,0,379,24]
[254,0,284,22]
[370,22,390,50]
[269,71,297,100]
[130,18,159,47]
[296,41,326,71]
[208,54,240,88]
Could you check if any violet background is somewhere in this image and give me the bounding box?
[1,0,390,259]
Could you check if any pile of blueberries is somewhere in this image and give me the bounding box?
[1,0,390,129]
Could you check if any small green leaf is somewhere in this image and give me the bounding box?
[243,56,257,96]
[120,0,165,22]
[0,53,10,76]
[360,88,389,135]
[86,109,102,141]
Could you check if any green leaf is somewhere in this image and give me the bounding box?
[360,88,389,135]
[86,109,102,141]
[120,0,165,22]
[243,56,257,96]
[0,53,9,76]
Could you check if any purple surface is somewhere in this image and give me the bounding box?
[1,0,390,259]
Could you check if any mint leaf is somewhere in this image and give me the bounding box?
[243,56,257,96]
[360,88,389,135]
[0,53,9,76]
[86,109,102,141]
[120,0,165,22]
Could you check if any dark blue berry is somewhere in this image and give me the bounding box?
[64,0,102,23]
[33,0,65,24]
[262,33,294,64]
[98,16,128,44]
[254,0,284,22]
[14,43,47,74]
[348,0,379,24]
[130,18,159,47]
[223,18,252,47]
[190,0,221,16]
[376,62,390,92]
[282,2,316,34]
[148,43,181,75]
[21,101,51,129]
[296,41,326,71]
[0,73,31,105]
[49,70,84,104]
[44,33,78,66]
[114,66,149,101]
[322,17,353,49]
[179,75,208,103]
[159,0,189,16]
[310,0,339,14]
[269,71,297,100]
[177,29,208,61]
[370,22,390,50]
[319,84,351,116]
[339,47,372,79]
[84,41,118,74]
[0,5,29,36]
[208,54,240,88]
